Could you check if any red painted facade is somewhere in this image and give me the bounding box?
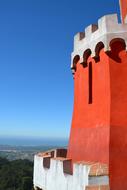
[67,49,110,164]
[120,0,127,23]
[109,41,127,190]
[67,39,127,189]
[67,1,127,190]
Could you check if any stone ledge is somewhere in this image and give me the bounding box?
[86,185,110,190]
[37,148,67,158]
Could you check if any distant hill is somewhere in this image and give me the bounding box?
[0,144,62,161]
[0,157,33,190]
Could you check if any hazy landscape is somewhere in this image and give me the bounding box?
[0,144,58,189]
[0,137,68,190]
[0,137,68,161]
[0,144,58,161]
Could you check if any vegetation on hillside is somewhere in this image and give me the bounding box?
[0,157,33,190]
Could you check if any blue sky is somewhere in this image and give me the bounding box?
[0,0,120,139]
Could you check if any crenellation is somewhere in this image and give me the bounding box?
[71,14,127,74]
[80,32,85,40]
[74,32,85,44]
[63,159,73,175]
[85,24,98,37]
[43,156,51,169]
[98,14,118,34]
[34,149,109,190]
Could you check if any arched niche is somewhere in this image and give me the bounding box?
[107,38,126,63]
[94,41,104,62]
[81,49,91,68]
[72,55,80,73]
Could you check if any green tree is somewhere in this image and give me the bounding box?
[0,157,33,190]
[21,177,33,190]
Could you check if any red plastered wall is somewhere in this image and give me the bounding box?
[120,0,127,23]
[109,43,127,190]
[67,49,110,164]
[68,41,127,190]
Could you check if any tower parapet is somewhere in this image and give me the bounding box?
[71,14,127,73]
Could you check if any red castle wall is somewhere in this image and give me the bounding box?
[120,0,127,23]
[109,41,127,190]
[67,2,127,189]
[67,49,110,164]
[67,40,127,190]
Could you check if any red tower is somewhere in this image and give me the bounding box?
[34,1,127,190]
[67,1,127,190]
[119,0,127,23]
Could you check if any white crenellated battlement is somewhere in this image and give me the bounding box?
[71,14,127,69]
[33,149,109,190]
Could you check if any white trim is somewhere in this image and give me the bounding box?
[71,14,127,69]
